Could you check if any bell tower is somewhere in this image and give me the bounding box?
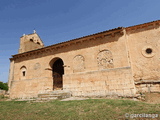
[18,30,44,53]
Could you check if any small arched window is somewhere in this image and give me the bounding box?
[20,66,27,77]
[22,71,25,76]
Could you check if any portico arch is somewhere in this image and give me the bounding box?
[49,57,64,90]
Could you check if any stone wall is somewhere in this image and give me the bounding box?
[126,23,160,93]
[136,83,160,93]
[127,25,160,82]
[63,67,136,97]
[10,77,53,98]
[9,30,134,99]
[10,67,136,98]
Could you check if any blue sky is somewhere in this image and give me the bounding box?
[0,0,160,83]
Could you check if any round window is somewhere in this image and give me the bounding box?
[142,46,155,58]
[145,48,152,54]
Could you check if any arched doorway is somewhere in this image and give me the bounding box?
[52,58,64,90]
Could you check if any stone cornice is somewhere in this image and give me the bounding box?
[12,27,124,60]
[126,20,160,32]
[135,80,160,84]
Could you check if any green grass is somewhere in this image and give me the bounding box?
[0,99,160,120]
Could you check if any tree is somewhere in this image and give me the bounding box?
[0,81,8,91]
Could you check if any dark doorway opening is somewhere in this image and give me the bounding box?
[52,58,64,90]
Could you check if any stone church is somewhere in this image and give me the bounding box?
[8,20,160,99]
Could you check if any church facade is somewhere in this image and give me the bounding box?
[8,20,160,98]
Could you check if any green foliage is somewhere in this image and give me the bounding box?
[0,81,8,91]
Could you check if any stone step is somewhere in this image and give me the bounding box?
[37,90,71,101]
[38,94,61,98]
[49,90,71,94]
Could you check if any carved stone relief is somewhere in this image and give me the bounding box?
[73,55,85,72]
[34,63,41,70]
[97,50,114,69]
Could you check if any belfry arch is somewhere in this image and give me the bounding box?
[50,58,64,90]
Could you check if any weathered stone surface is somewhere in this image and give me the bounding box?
[73,55,85,72]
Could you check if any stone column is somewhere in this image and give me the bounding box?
[8,58,14,93]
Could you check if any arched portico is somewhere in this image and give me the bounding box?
[50,57,64,90]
